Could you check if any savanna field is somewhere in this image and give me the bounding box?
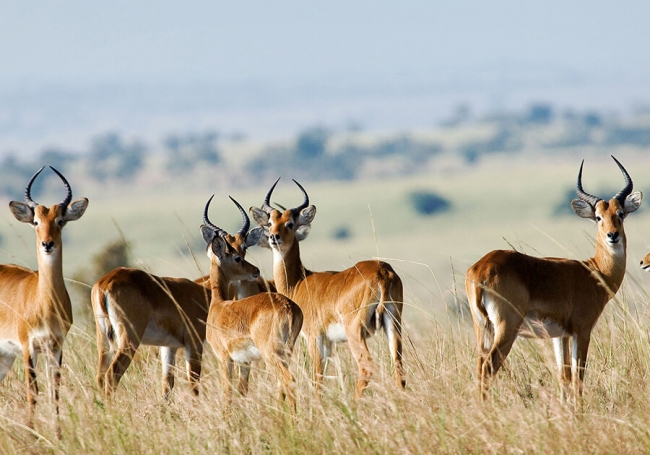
[2,140,650,453]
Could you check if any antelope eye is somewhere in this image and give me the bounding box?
[33,220,39,226]
[234,256,242,263]
[595,216,602,222]
[286,222,294,229]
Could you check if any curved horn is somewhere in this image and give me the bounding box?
[290,179,310,217]
[229,196,250,237]
[611,155,633,203]
[24,166,46,208]
[575,160,602,207]
[262,177,281,213]
[203,195,227,237]
[49,166,72,208]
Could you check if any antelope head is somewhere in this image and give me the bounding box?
[249,178,317,254]
[570,156,642,255]
[9,166,88,257]
[200,195,263,282]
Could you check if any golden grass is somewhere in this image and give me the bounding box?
[2,150,650,453]
[3,285,650,454]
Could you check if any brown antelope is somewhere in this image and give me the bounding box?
[466,156,642,401]
[92,267,210,397]
[201,195,303,408]
[250,179,405,398]
[0,167,88,426]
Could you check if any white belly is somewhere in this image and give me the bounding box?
[519,316,569,339]
[141,320,183,348]
[326,323,348,343]
[230,343,262,364]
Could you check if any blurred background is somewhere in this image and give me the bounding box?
[2,1,650,322]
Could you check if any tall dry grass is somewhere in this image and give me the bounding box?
[2,152,650,453]
[2,275,650,454]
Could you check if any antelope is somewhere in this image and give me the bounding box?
[92,267,210,397]
[250,179,405,398]
[0,166,88,426]
[465,156,642,401]
[201,195,303,408]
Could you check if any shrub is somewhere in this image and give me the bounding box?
[409,190,451,216]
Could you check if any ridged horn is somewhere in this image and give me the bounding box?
[290,179,310,217]
[611,155,633,204]
[575,160,602,207]
[24,166,46,208]
[50,166,73,208]
[262,177,281,214]
[203,195,227,237]
[229,196,250,237]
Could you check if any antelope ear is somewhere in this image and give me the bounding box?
[64,198,88,222]
[9,201,34,224]
[256,229,271,249]
[210,235,228,261]
[245,226,264,248]
[296,205,316,227]
[570,199,596,220]
[200,225,217,245]
[623,191,643,214]
[249,207,269,227]
[295,224,312,242]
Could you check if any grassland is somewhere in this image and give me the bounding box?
[1,148,650,453]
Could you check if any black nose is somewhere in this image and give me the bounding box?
[42,241,54,252]
[607,232,619,241]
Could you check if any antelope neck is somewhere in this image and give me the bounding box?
[585,237,627,296]
[273,237,306,296]
[209,264,233,303]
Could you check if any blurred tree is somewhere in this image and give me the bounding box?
[87,133,147,181]
[164,130,220,173]
[296,127,329,159]
[409,190,451,216]
[524,103,554,125]
[0,154,36,199]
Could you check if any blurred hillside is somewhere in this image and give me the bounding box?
[2,102,650,200]
[1,102,650,325]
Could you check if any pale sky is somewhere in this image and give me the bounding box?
[1,1,649,151]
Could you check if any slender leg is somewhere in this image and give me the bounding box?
[96,324,112,390]
[160,347,177,398]
[553,336,571,402]
[185,345,202,396]
[46,346,64,439]
[572,333,591,404]
[238,364,251,396]
[480,322,519,398]
[317,333,333,377]
[105,344,138,395]
[23,347,38,429]
[383,303,405,388]
[219,357,234,413]
[308,336,324,390]
[344,321,374,399]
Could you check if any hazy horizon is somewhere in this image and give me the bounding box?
[2,1,649,154]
